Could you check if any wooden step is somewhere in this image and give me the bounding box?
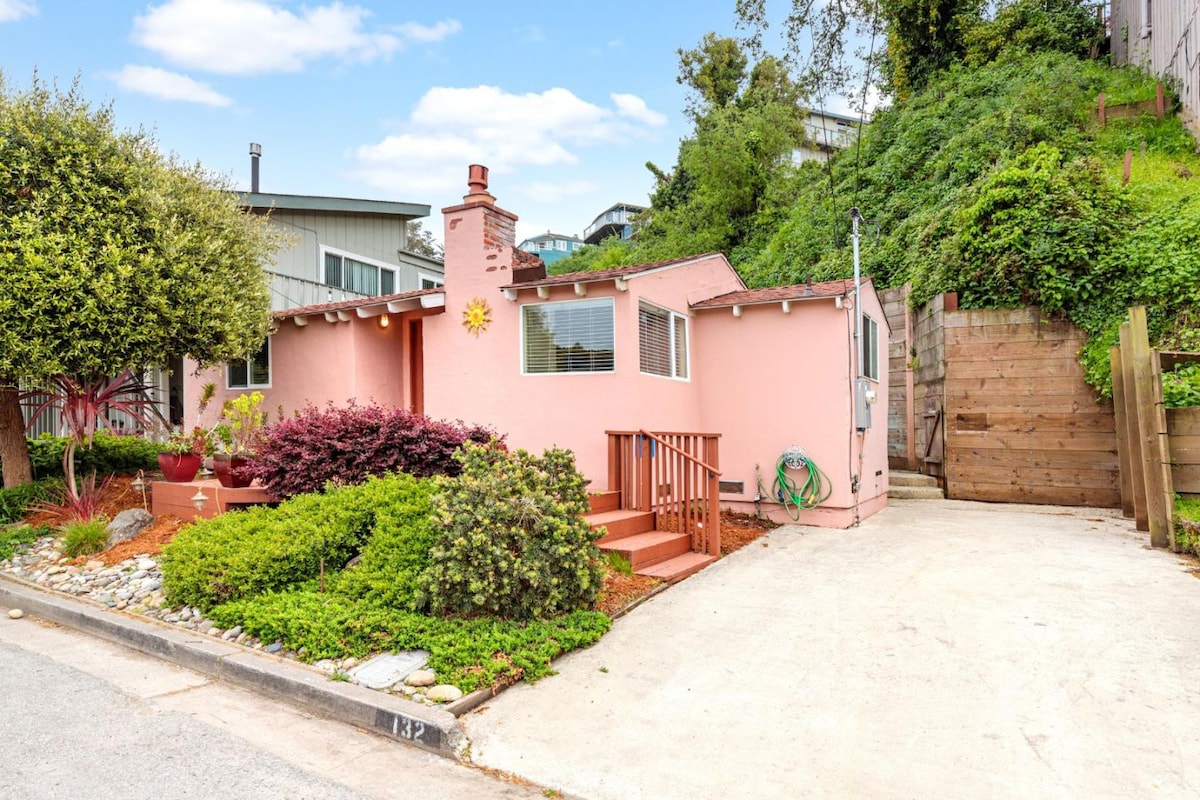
[637,552,718,584]
[888,485,945,500]
[588,490,621,514]
[889,471,940,488]
[599,531,691,571]
[586,509,656,543]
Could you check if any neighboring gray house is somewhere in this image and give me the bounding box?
[240,192,444,313]
[793,109,863,164]
[1110,0,1200,134]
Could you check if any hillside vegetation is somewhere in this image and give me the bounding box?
[553,6,1200,395]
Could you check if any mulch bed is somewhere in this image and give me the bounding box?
[720,510,780,555]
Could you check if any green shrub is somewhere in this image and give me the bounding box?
[208,589,610,692]
[0,477,63,525]
[61,519,108,558]
[1163,364,1200,408]
[330,473,437,610]
[160,473,438,610]
[0,523,50,562]
[26,432,159,480]
[423,442,604,621]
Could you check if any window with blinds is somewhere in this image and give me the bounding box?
[228,338,271,389]
[522,298,615,374]
[323,249,396,296]
[639,301,688,380]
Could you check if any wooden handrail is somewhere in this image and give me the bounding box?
[637,429,721,476]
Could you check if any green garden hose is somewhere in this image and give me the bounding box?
[763,446,833,521]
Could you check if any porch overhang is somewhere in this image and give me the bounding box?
[276,289,446,327]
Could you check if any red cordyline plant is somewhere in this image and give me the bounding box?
[20,370,158,522]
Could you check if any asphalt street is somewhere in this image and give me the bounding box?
[0,614,547,800]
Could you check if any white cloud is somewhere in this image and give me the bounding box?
[391,18,460,43]
[521,180,602,204]
[351,85,667,197]
[0,0,36,22]
[611,93,667,127]
[110,65,233,107]
[132,0,459,76]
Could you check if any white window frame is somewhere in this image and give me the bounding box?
[418,272,444,290]
[320,245,396,296]
[521,297,616,376]
[638,300,690,381]
[861,315,879,381]
[227,337,272,390]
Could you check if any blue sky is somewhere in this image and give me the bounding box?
[0,1,855,245]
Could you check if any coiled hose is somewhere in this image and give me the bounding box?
[758,446,833,521]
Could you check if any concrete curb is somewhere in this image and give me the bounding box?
[0,575,465,758]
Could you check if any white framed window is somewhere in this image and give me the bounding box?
[861,315,879,381]
[555,240,567,251]
[228,338,271,389]
[418,273,444,290]
[639,301,689,380]
[321,246,396,296]
[522,298,615,375]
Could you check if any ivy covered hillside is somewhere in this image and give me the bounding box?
[552,0,1200,395]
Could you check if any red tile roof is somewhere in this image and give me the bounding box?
[690,277,873,309]
[275,287,441,318]
[500,252,727,290]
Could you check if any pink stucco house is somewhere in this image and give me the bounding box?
[189,166,888,579]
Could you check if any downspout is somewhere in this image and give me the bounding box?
[850,207,864,526]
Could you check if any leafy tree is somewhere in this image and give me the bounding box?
[405,219,443,260]
[0,75,283,487]
[964,0,1105,66]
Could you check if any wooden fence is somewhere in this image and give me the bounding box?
[943,308,1119,506]
[1111,307,1200,549]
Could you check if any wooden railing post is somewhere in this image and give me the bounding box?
[705,436,721,557]
[637,434,652,512]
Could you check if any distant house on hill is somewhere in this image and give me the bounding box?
[793,109,863,164]
[517,232,587,265]
[583,202,645,245]
[1110,0,1200,134]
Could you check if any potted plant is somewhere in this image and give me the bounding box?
[212,391,266,488]
[157,426,212,482]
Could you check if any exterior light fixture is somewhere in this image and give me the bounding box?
[191,488,209,513]
[379,313,390,329]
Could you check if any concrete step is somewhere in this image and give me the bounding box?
[588,490,621,514]
[598,531,691,571]
[888,485,945,500]
[637,552,718,584]
[587,510,656,543]
[889,471,940,488]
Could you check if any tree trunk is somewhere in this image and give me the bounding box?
[0,386,33,488]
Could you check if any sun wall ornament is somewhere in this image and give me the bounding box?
[462,296,492,337]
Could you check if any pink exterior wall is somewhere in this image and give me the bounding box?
[692,287,890,527]
[422,196,744,481]
[185,316,408,429]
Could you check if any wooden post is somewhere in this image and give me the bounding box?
[1123,150,1133,184]
[1098,93,1107,125]
[1110,346,1134,517]
[1120,323,1149,530]
[1151,353,1178,550]
[1155,83,1165,118]
[1129,307,1171,547]
[607,433,621,501]
[705,436,721,558]
[637,434,652,512]
[905,287,916,470]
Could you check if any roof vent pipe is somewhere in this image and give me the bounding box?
[249,142,262,193]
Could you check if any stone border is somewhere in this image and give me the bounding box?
[0,575,465,759]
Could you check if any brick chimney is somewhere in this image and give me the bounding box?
[441,164,518,297]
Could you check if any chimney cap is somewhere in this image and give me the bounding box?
[463,164,495,206]
[249,142,262,157]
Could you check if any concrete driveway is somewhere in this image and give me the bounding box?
[463,499,1200,799]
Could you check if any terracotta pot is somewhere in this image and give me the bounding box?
[213,454,254,488]
[158,452,202,482]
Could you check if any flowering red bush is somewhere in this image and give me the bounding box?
[246,403,499,498]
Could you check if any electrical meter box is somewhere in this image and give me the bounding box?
[855,378,875,431]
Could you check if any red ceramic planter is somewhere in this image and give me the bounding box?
[212,454,254,488]
[158,453,202,482]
